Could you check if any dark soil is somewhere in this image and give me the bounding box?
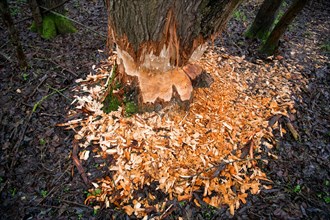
[0,0,329,219]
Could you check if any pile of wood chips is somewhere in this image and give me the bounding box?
[60,47,298,218]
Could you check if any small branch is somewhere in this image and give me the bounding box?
[0,51,12,63]
[28,74,48,98]
[32,87,67,112]
[72,140,90,186]
[46,84,71,101]
[159,204,176,220]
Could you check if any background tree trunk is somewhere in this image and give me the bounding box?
[0,0,28,69]
[260,0,309,55]
[28,0,43,33]
[29,0,76,39]
[245,0,283,41]
[106,0,242,110]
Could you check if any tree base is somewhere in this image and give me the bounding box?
[259,43,277,57]
[245,28,270,42]
[116,61,213,113]
[30,13,77,39]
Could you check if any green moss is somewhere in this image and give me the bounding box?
[233,10,247,22]
[124,101,138,117]
[42,15,57,39]
[30,13,76,39]
[320,42,330,52]
[30,21,37,32]
[245,25,272,42]
[54,14,77,34]
[102,93,121,113]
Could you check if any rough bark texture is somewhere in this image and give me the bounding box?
[245,0,283,40]
[0,0,28,68]
[106,0,242,109]
[260,0,309,55]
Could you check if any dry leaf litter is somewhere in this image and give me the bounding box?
[59,47,300,218]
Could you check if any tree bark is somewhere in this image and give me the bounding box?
[260,0,309,56]
[106,0,242,110]
[245,0,283,41]
[0,0,28,69]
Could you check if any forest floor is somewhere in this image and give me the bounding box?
[0,0,329,219]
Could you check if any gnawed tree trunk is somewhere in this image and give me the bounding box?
[29,0,76,39]
[106,0,242,111]
[245,0,283,41]
[260,0,309,55]
[0,0,28,68]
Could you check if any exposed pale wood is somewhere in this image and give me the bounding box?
[107,0,242,108]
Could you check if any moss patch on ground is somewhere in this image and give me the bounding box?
[30,13,77,39]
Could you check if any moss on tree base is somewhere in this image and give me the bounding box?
[30,13,76,39]
[245,28,270,42]
[259,43,277,57]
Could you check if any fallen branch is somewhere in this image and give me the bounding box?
[72,140,90,186]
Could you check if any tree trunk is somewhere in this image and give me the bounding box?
[29,0,76,39]
[0,0,28,69]
[260,0,309,56]
[106,0,242,111]
[28,0,43,33]
[245,0,283,41]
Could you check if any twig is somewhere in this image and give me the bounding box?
[46,84,71,101]
[72,140,90,186]
[159,204,175,220]
[0,51,12,63]
[286,121,300,141]
[29,74,48,98]
[32,87,67,112]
